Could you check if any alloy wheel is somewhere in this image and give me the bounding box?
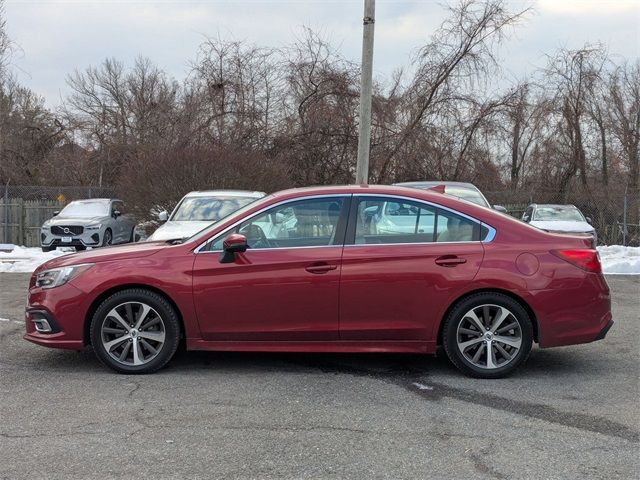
[456,304,522,370]
[100,302,166,366]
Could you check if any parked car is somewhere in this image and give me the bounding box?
[522,204,596,245]
[25,185,612,378]
[41,199,136,252]
[394,181,507,212]
[148,190,266,241]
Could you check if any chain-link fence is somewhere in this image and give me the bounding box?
[485,187,640,247]
[1,184,115,246]
[1,183,638,247]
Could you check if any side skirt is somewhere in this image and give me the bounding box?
[186,339,436,354]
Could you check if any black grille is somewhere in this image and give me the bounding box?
[51,225,84,235]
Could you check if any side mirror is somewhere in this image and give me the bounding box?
[522,215,530,222]
[158,211,168,222]
[586,216,593,224]
[113,210,121,218]
[53,211,59,217]
[220,233,248,263]
[493,205,507,213]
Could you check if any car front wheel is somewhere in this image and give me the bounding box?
[90,289,180,374]
[102,228,112,247]
[442,293,533,378]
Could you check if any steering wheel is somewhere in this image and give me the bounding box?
[239,224,270,249]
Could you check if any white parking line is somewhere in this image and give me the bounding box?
[411,382,434,391]
[0,317,22,325]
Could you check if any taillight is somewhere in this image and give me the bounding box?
[551,249,601,273]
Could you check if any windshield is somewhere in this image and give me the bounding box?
[171,196,258,222]
[59,201,110,218]
[533,206,585,222]
[444,187,490,207]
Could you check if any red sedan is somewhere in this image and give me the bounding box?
[24,185,613,378]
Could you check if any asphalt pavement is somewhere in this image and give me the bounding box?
[0,273,638,479]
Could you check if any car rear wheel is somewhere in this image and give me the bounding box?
[90,289,180,374]
[442,293,533,378]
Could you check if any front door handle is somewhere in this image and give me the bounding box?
[305,262,338,274]
[435,255,467,267]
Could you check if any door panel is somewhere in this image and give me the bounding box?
[339,195,484,341]
[193,247,342,341]
[192,195,350,341]
[339,243,483,341]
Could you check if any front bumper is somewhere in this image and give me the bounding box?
[41,229,102,248]
[24,282,89,351]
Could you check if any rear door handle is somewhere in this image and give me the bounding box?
[305,262,338,274]
[435,255,467,267]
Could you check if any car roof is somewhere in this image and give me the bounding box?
[69,198,118,203]
[393,181,480,190]
[183,190,266,198]
[269,184,481,200]
[530,204,578,209]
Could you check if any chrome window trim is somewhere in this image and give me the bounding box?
[352,193,496,244]
[195,194,352,254]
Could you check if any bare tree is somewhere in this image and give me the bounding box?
[608,61,640,192]
[375,0,529,182]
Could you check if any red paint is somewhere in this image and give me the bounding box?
[24,185,611,357]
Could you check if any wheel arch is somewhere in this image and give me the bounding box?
[83,283,185,346]
[436,288,539,346]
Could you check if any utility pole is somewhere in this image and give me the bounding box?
[355,0,375,185]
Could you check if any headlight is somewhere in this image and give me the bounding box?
[35,263,94,289]
[85,224,102,230]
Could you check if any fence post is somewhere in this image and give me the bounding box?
[18,198,25,246]
[622,186,628,247]
[3,183,8,244]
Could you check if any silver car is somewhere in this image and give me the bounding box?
[149,190,266,241]
[394,181,507,212]
[41,199,136,252]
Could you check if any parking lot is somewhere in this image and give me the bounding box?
[0,272,638,479]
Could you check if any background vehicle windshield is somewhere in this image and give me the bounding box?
[59,201,109,217]
[171,196,257,222]
[444,187,489,207]
[533,206,585,222]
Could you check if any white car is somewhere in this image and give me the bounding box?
[148,190,266,241]
[522,204,597,244]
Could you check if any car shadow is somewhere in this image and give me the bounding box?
[22,343,604,381]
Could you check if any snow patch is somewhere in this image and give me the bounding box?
[0,246,73,273]
[597,246,640,275]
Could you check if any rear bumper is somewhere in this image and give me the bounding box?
[527,273,613,348]
[594,319,614,341]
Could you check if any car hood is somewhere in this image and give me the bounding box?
[44,216,107,226]
[529,220,594,233]
[148,220,214,241]
[35,241,170,273]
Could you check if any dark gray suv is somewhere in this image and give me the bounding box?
[41,199,136,252]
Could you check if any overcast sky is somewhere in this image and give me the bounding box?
[3,0,639,107]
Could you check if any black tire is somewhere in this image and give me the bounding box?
[442,292,533,379]
[75,245,86,251]
[102,228,112,247]
[89,289,181,374]
[129,228,136,243]
[41,246,55,252]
